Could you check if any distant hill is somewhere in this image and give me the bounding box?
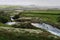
[0,5,60,10]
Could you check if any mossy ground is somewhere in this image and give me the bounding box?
[0,27,60,40]
[0,10,60,40]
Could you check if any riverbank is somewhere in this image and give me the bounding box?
[0,27,60,40]
[20,11,60,29]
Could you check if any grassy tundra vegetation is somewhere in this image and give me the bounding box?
[21,10,60,28]
[0,9,60,40]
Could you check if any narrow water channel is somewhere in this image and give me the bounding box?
[31,23,60,36]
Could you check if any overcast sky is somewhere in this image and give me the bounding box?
[0,0,60,6]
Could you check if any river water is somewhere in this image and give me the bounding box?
[6,22,60,36]
[31,23,60,36]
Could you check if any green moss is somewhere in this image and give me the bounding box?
[0,23,12,27]
[0,27,60,40]
[19,11,60,28]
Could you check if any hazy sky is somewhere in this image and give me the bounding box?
[0,0,60,6]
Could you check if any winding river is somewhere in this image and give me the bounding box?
[5,16,60,36]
